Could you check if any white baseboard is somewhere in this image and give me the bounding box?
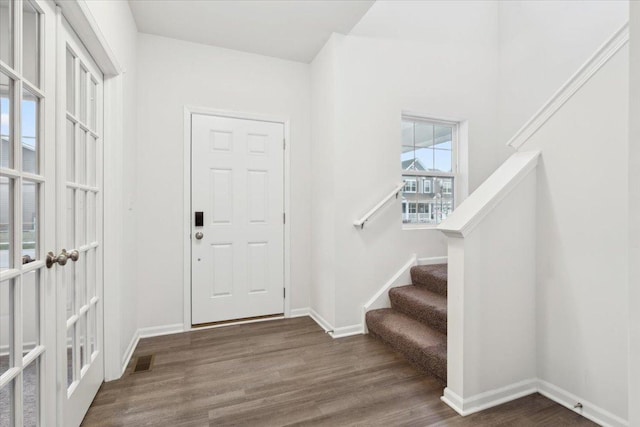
[120,330,140,376]
[138,323,185,339]
[308,308,333,334]
[417,256,448,265]
[537,379,628,427]
[331,324,364,338]
[442,379,537,416]
[442,379,628,427]
[118,323,184,377]
[297,309,362,339]
[290,307,310,318]
[441,388,465,414]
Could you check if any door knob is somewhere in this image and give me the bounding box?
[46,250,68,268]
[64,249,80,262]
[195,232,204,240]
[46,249,80,268]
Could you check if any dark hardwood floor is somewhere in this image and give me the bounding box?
[82,317,597,426]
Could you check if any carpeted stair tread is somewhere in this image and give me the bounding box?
[389,285,447,335]
[410,264,447,296]
[366,308,447,382]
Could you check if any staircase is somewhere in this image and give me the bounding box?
[365,264,447,383]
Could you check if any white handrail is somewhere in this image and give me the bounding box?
[437,151,540,238]
[353,182,406,229]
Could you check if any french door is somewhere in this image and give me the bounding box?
[1,0,57,425]
[0,1,104,426]
[56,14,104,427]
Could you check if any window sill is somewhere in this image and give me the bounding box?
[402,223,441,231]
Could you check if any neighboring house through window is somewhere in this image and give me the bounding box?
[422,178,432,194]
[441,180,452,195]
[403,178,417,193]
[401,116,457,226]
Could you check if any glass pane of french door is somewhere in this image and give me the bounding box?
[57,16,103,427]
[0,0,53,426]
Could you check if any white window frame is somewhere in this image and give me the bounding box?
[442,179,452,195]
[401,114,459,229]
[403,178,417,193]
[422,178,431,194]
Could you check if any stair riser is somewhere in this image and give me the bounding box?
[368,328,446,383]
[390,298,447,335]
[410,266,447,297]
[410,276,447,296]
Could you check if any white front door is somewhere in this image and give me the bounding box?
[56,16,104,427]
[191,114,284,325]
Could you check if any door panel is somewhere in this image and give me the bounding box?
[191,115,284,325]
[0,0,57,425]
[56,16,103,427]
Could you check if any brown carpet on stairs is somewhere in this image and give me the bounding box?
[366,264,448,383]
[411,263,448,296]
[390,285,447,335]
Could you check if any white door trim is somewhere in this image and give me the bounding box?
[54,0,123,382]
[183,106,291,331]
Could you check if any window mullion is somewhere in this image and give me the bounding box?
[13,0,25,420]
[12,0,19,73]
[432,123,435,173]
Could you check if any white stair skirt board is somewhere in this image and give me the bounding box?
[441,380,628,427]
[507,23,628,150]
[362,254,417,333]
[362,254,448,333]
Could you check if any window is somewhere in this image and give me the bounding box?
[441,180,452,195]
[422,179,432,194]
[403,178,417,193]
[401,116,457,226]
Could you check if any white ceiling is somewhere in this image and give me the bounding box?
[128,0,375,63]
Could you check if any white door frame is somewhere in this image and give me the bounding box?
[183,106,291,331]
[54,0,123,382]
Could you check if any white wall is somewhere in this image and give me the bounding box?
[522,47,629,422]
[310,0,503,330]
[350,0,508,191]
[83,0,138,376]
[628,2,640,425]
[498,1,628,143]
[310,35,339,326]
[135,34,311,329]
[495,2,630,421]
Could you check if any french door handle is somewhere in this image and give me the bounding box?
[64,249,80,262]
[46,249,80,268]
[47,250,68,268]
